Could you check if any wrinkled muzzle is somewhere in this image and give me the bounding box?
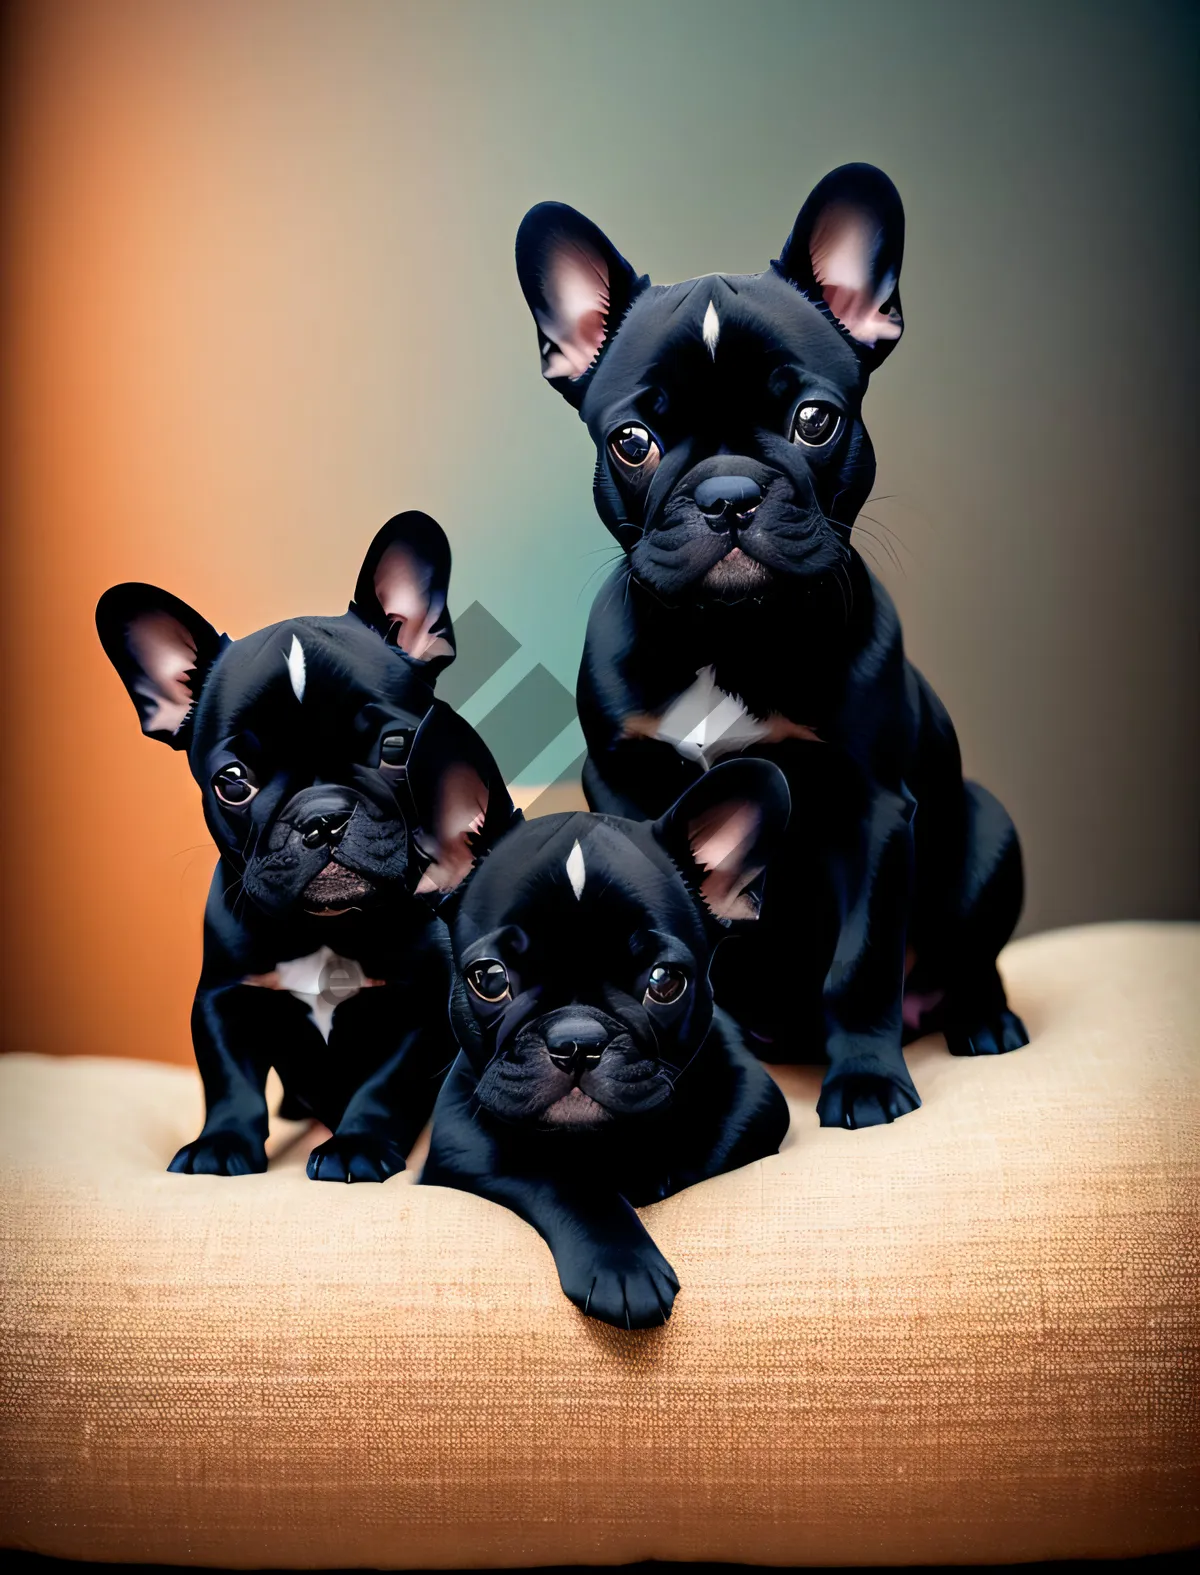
[241,785,411,917]
[474,1002,675,1129]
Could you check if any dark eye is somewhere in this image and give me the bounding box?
[380,731,411,767]
[212,763,258,806]
[645,964,687,1006]
[465,960,511,1003]
[609,424,661,470]
[791,402,841,448]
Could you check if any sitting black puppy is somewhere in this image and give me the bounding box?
[515,163,1028,1130]
[96,512,505,1181]
[416,740,792,1329]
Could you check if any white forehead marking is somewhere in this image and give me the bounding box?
[565,839,586,901]
[285,634,306,702]
[702,298,720,357]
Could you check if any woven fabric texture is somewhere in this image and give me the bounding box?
[1,922,1197,1568]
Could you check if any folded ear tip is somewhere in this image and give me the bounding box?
[357,512,453,632]
[517,200,594,242]
[94,582,187,638]
[516,201,628,282]
[96,581,151,612]
[767,769,792,830]
[391,506,439,524]
[516,202,574,274]
[518,199,573,232]
[816,162,902,200]
[377,509,448,544]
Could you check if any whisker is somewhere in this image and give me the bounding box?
[852,523,905,576]
[850,537,886,573]
[576,551,625,604]
[858,511,909,558]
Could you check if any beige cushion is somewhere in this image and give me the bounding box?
[1,922,1197,1567]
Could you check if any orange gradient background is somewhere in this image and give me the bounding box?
[3,1,1196,1066]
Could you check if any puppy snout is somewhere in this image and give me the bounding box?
[543,1012,609,1077]
[693,474,762,528]
[300,811,351,850]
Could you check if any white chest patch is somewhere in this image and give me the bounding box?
[244,945,379,1043]
[654,667,774,768]
[624,667,822,770]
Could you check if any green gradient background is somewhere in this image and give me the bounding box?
[3,0,1197,1061]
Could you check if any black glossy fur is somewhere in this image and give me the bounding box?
[420,757,793,1328]
[516,164,1028,1129]
[96,512,507,1180]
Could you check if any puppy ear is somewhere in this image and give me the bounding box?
[654,759,790,922]
[96,583,226,750]
[351,511,456,671]
[406,702,517,896]
[775,163,905,365]
[515,202,649,408]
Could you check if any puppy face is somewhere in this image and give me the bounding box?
[434,761,789,1132]
[97,512,463,921]
[517,165,904,606]
[188,615,437,917]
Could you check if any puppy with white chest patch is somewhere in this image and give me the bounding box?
[97,512,509,1181]
[416,739,792,1330]
[516,163,1029,1131]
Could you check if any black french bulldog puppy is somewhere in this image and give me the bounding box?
[418,744,792,1330]
[515,163,1028,1130]
[97,512,508,1181]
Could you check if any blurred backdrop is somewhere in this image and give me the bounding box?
[2,0,1196,1063]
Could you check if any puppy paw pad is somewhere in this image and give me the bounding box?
[946,1009,1029,1058]
[817,1071,921,1130]
[562,1246,679,1330]
[168,1132,267,1177]
[307,1135,407,1183]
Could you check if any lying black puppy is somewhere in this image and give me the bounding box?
[97,512,507,1181]
[516,163,1028,1130]
[417,742,792,1329]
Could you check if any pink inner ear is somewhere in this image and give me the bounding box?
[689,801,764,922]
[126,612,198,735]
[809,201,902,349]
[536,238,611,379]
[415,763,489,894]
[373,543,449,661]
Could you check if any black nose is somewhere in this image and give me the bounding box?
[694,474,762,527]
[301,812,351,850]
[544,1013,609,1076]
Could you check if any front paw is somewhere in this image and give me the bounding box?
[945,1009,1029,1058]
[307,1134,406,1183]
[559,1240,680,1330]
[817,1069,921,1129]
[168,1130,267,1176]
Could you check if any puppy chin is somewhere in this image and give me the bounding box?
[539,1087,613,1128]
[300,861,378,916]
[700,547,775,602]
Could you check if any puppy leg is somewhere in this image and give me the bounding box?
[817,787,921,1128]
[169,983,285,1175]
[938,781,1028,1057]
[422,1059,679,1329]
[902,674,1027,1054]
[306,984,454,1182]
